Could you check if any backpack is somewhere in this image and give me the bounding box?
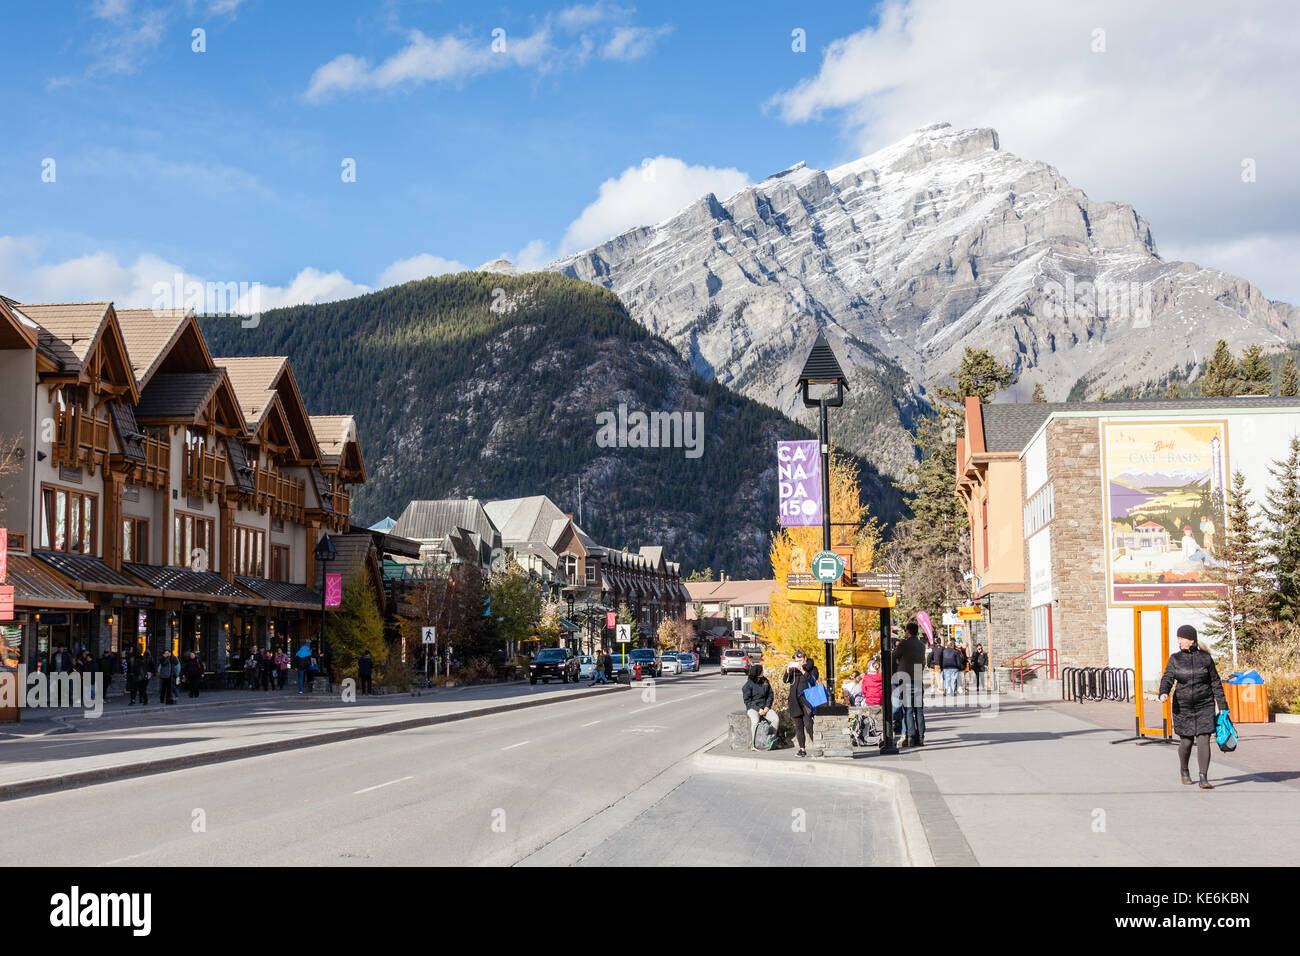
[850,712,879,746]
[753,719,777,751]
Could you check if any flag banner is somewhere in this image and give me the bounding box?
[325,573,342,607]
[778,440,822,527]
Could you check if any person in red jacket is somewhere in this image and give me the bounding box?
[861,660,883,706]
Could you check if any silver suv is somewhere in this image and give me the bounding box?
[720,648,751,675]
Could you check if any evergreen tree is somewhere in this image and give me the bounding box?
[1031,382,1046,403]
[886,348,1016,617]
[1205,471,1270,663]
[1164,381,1181,399]
[1280,355,1299,397]
[1262,437,1300,623]
[1201,339,1242,397]
[328,573,387,673]
[1238,344,1273,395]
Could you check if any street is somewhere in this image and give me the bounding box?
[0,666,905,866]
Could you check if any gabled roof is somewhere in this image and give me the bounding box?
[0,297,39,349]
[17,302,112,366]
[218,356,321,462]
[114,308,214,388]
[393,499,500,550]
[134,370,231,422]
[20,301,139,402]
[310,414,366,481]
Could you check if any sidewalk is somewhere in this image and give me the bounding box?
[0,679,626,799]
[702,693,1300,866]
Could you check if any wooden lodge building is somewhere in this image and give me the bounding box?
[0,296,375,673]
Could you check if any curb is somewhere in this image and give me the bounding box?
[691,748,935,867]
[0,684,630,802]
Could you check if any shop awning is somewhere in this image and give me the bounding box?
[34,550,155,596]
[558,617,581,631]
[6,553,94,610]
[123,563,267,605]
[235,576,323,611]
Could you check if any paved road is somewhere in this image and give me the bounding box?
[1,666,902,866]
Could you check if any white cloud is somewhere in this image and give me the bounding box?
[768,0,1300,302]
[0,239,473,312]
[376,253,467,287]
[601,24,671,61]
[305,10,671,102]
[559,156,750,253]
[512,240,555,270]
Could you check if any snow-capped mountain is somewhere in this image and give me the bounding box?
[538,123,1295,476]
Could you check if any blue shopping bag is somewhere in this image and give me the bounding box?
[802,678,828,710]
[1216,709,1238,753]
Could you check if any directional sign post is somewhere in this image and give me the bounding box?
[421,626,436,681]
[615,623,631,676]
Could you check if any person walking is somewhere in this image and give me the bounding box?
[893,622,928,746]
[928,638,942,695]
[129,649,154,705]
[592,648,608,685]
[941,639,962,697]
[742,663,778,750]
[183,652,204,699]
[603,648,614,683]
[1158,625,1228,789]
[782,649,820,758]
[970,643,989,692]
[157,650,179,705]
[275,648,290,690]
[295,643,312,694]
[957,641,970,693]
[261,649,275,692]
[358,650,374,695]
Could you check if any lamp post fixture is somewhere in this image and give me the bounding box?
[566,594,575,650]
[797,330,849,707]
[314,533,337,662]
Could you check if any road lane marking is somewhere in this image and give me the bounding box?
[580,720,601,727]
[353,775,413,795]
[630,690,712,714]
[500,740,531,751]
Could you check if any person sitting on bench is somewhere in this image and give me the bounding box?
[742,664,778,751]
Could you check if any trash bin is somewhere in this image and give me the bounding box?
[1224,669,1269,723]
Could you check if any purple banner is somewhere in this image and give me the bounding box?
[778,440,822,527]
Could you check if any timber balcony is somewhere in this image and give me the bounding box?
[254,464,306,523]
[53,405,111,474]
[185,444,227,501]
[330,484,351,527]
[134,435,170,489]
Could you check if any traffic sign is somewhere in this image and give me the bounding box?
[616,623,631,643]
[817,605,839,641]
[421,626,436,644]
[811,551,844,584]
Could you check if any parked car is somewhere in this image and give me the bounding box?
[660,654,681,676]
[720,648,751,675]
[629,648,661,679]
[529,647,581,684]
[577,655,595,680]
[678,652,699,672]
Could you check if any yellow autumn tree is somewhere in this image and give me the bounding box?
[757,450,882,693]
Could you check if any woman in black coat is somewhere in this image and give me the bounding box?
[1158,624,1228,789]
[782,649,820,758]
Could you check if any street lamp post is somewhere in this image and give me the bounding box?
[314,533,337,666]
[797,331,849,707]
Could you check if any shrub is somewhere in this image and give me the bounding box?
[1233,621,1300,714]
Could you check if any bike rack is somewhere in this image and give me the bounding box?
[1061,666,1135,703]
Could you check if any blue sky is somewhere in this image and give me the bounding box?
[3,0,1298,308]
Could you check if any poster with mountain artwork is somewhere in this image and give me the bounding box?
[1102,420,1228,605]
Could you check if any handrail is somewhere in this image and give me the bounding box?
[1005,647,1059,690]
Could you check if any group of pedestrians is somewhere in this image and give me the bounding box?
[928,638,988,695]
[125,649,205,705]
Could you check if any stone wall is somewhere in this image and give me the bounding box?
[986,588,1027,666]
[1042,418,1109,667]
